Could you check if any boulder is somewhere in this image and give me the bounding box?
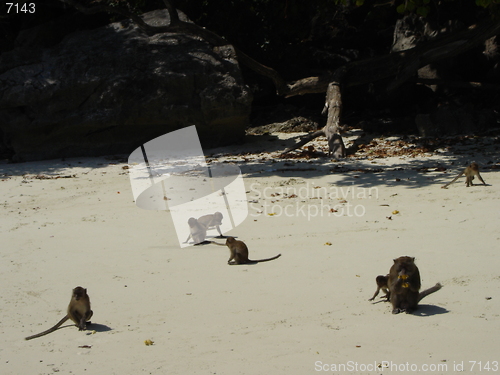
[0,10,252,161]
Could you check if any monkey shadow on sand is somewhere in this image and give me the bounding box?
[192,236,235,246]
[45,322,112,335]
[86,323,113,333]
[193,240,213,246]
[369,299,388,305]
[412,305,449,317]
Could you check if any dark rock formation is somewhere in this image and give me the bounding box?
[0,10,252,161]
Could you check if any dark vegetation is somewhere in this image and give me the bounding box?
[2,0,500,143]
[177,0,500,140]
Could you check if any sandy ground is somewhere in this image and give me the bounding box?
[1,131,499,375]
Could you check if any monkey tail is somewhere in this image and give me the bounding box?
[209,241,227,246]
[25,315,70,340]
[250,254,282,263]
[418,283,442,302]
[441,171,464,188]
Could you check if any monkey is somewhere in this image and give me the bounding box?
[368,274,390,301]
[197,212,225,238]
[184,217,208,245]
[214,236,281,265]
[441,162,486,188]
[387,257,443,314]
[369,267,442,312]
[25,286,93,340]
[388,256,421,314]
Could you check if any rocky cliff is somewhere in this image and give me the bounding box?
[0,10,252,161]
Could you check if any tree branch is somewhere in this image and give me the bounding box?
[414,78,500,90]
[280,130,325,155]
[284,17,500,97]
[162,0,179,25]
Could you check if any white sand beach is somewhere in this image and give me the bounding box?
[1,131,499,374]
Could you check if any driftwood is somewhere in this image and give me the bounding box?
[61,0,500,157]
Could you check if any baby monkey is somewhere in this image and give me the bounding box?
[442,162,486,188]
[213,237,281,265]
[368,274,390,301]
[25,286,93,340]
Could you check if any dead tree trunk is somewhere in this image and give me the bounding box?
[281,67,347,158]
[323,75,347,158]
